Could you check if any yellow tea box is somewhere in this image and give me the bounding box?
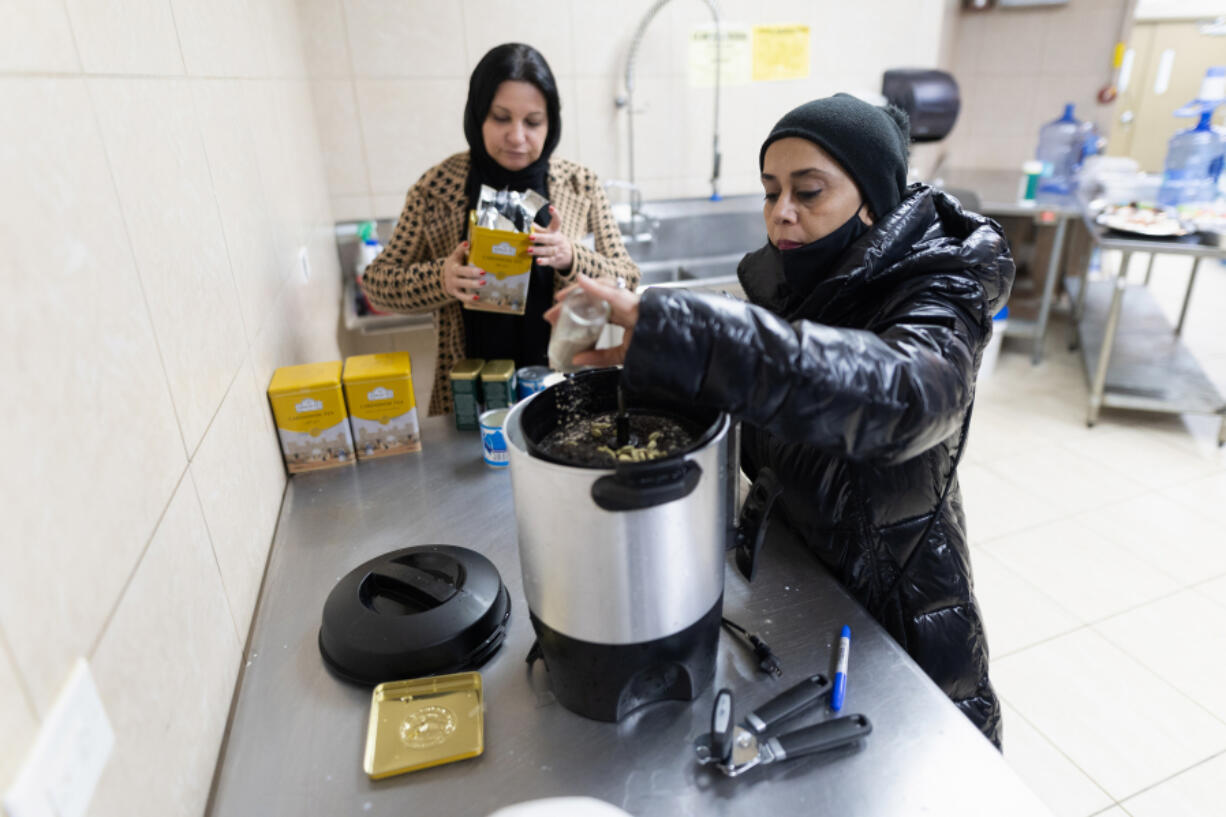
[342,352,422,460]
[464,210,532,315]
[268,361,355,473]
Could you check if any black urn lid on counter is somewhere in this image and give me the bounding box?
[318,545,511,685]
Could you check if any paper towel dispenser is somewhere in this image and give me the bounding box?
[882,69,961,143]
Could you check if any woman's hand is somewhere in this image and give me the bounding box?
[528,205,573,270]
[544,274,640,368]
[441,241,487,302]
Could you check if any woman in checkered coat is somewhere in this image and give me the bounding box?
[362,43,639,416]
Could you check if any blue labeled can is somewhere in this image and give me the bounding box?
[516,365,553,401]
[479,408,509,468]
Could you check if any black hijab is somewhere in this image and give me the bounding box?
[460,43,562,368]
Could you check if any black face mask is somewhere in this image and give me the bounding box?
[777,204,869,293]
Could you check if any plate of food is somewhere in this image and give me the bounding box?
[1095,203,1190,238]
[1179,203,1226,246]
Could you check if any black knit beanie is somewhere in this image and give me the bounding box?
[759,93,910,220]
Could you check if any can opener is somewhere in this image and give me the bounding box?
[693,674,872,777]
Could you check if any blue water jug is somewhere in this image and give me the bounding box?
[1157,110,1225,207]
[1036,104,1083,196]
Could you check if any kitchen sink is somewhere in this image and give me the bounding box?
[619,193,764,298]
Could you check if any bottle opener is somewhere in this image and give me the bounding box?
[693,674,872,777]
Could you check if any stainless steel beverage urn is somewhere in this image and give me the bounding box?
[503,368,739,721]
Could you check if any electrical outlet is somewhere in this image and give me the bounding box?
[298,245,311,282]
[4,659,114,817]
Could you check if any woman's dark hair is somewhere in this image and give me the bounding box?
[463,43,561,160]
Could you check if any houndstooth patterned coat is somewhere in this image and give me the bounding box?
[361,152,640,416]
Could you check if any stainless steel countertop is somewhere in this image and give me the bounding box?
[937,168,1082,217]
[1077,207,1226,257]
[208,415,1051,817]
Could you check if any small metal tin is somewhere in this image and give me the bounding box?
[479,408,510,468]
[480,359,518,409]
[515,365,553,401]
[363,672,484,779]
[450,358,486,431]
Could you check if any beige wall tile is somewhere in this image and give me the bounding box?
[461,0,575,78]
[952,9,987,78]
[713,82,768,181]
[298,0,353,78]
[302,223,346,355]
[671,82,720,187]
[311,80,371,196]
[0,78,186,713]
[568,0,671,79]
[279,273,343,369]
[251,277,300,392]
[88,474,242,817]
[944,0,1130,170]
[370,193,406,220]
[306,0,956,201]
[1,0,79,73]
[89,78,248,453]
[616,75,678,182]
[333,193,376,221]
[252,0,307,78]
[251,231,345,390]
[0,633,38,790]
[720,171,764,199]
[283,81,335,229]
[169,0,268,77]
[64,0,184,75]
[572,76,626,184]
[240,79,333,280]
[975,8,1048,77]
[241,80,306,274]
[259,80,333,242]
[809,0,943,82]
[344,0,467,78]
[190,358,287,642]
[355,78,468,197]
[555,76,581,167]
[977,75,1043,141]
[192,79,288,343]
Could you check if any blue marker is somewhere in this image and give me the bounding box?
[831,625,851,712]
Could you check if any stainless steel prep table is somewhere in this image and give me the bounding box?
[936,169,1082,365]
[1065,212,1226,442]
[208,415,1051,817]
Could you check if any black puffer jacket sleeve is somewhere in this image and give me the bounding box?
[623,241,1010,465]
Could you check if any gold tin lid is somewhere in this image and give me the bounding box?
[480,359,516,382]
[449,359,486,381]
[363,672,484,779]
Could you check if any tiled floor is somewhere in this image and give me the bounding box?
[966,250,1226,817]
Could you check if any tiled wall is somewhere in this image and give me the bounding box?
[942,0,1131,171]
[0,2,340,814]
[300,0,951,221]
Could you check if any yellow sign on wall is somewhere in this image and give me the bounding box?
[752,24,810,82]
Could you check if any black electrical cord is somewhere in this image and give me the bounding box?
[721,616,782,678]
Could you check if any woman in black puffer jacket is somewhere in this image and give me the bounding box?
[548,94,1014,747]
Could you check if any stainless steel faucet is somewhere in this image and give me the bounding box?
[615,0,723,202]
[603,179,656,245]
